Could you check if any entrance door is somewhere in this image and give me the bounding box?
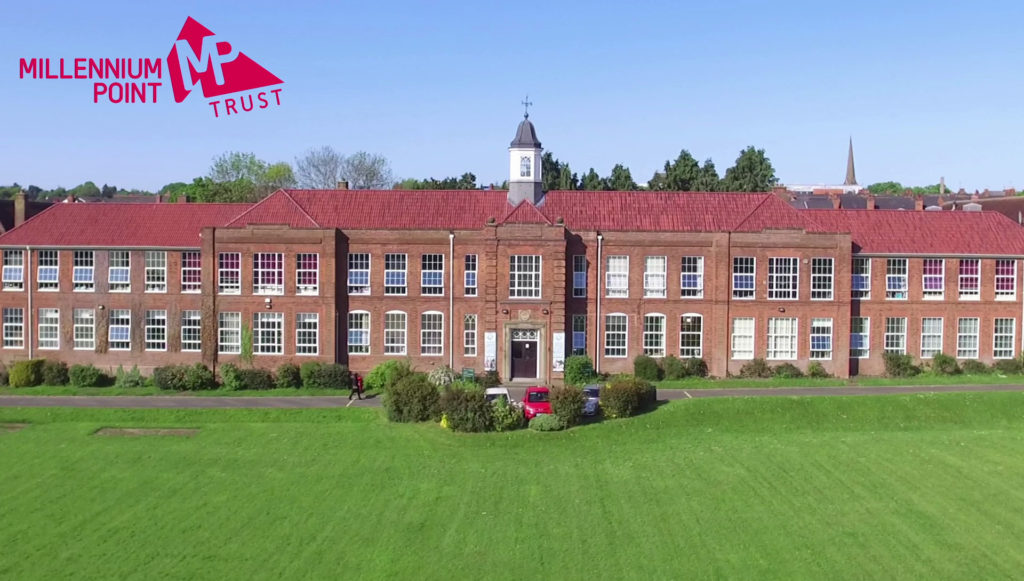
[510,330,539,380]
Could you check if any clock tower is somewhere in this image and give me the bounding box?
[508,108,543,205]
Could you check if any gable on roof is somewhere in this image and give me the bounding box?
[226,190,320,228]
[500,200,552,225]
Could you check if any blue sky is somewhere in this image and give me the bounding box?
[3,0,1024,192]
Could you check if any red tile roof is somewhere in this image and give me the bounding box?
[286,189,511,230]
[501,200,552,225]
[226,190,319,228]
[0,203,249,247]
[805,209,1024,255]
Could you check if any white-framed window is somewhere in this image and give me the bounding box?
[510,255,542,298]
[73,250,95,292]
[218,252,241,294]
[520,155,531,177]
[347,253,370,295]
[37,250,58,291]
[421,254,444,296]
[884,317,907,354]
[767,317,798,360]
[851,317,869,358]
[604,313,627,358]
[144,251,167,293]
[296,253,319,295]
[145,310,167,351]
[348,311,370,355]
[810,258,834,300]
[465,255,478,297]
[108,251,131,292]
[181,310,201,352]
[768,258,799,300]
[296,313,319,356]
[605,255,629,298]
[385,254,407,295]
[464,314,477,357]
[253,312,284,354]
[886,258,908,300]
[571,314,586,355]
[680,257,703,298]
[680,314,702,358]
[421,312,444,355]
[109,309,131,351]
[2,307,23,348]
[253,253,284,295]
[643,313,666,357]
[73,308,95,350]
[731,317,754,360]
[810,318,833,360]
[996,260,1017,300]
[218,312,241,354]
[921,317,943,358]
[384,311,407,355]
[956,317,979,359]
[2,250,24,291]
[572,255,587,298]
[852,257,870,299]
[37,308,59,350]
[958,259,980,300]
[922,259,944,299]
[732,257,755,299]
[181,251,201,293]
[994,318,1016,359]
[643,256,667,298]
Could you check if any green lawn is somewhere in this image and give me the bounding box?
[0,386,362,397]
[3,394,1024,579]
[657,373,1024,389]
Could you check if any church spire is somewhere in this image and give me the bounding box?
[844,137,858,185]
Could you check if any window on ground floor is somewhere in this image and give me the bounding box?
[296,313,319,356]
[921,317,943,359]
[348,311,370,355]
[109,309,131,351]
[73,308,95,350]
[884,317,907,354]
[809,318,832,360]
[464,314,477,357]
[994,318,1016,359]
[680,314,702,358]
[181,310,201,352]
[218,312,241,354]
[604,313,627,358]
[254,312,284,354]
[2,307,23,349]
[572,314,586,356]
[956,317,979,359]
[767,317,797,360]
[421,312,443,355]
[384,311,407,355]
[642,314,666,357]
[145,310,167,351]
[851,317,869,358]
[731,317,754,360]
[38,308,59,350]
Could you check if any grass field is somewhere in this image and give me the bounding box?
[656,372,1024,389]
[0,386,361,397]
[3,394,1024,579]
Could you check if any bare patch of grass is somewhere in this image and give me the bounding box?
[94,427,198,437]
[0,423,28,433]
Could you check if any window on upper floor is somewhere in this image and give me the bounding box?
[852,257,870,299]
[680,257,703,299]
[605,255,628,298]
[108,251,130,292]
[996,259,1017,300]
[572,255,587,298]
[958,259,980,300]
[37,250,59,291]
[181,251,201,293]
[385,254,407,295]
[767,258,798,300]
[421,254,444,296]
[643,257,667,298]
[922,259,944,299]
[2,250,23,291]
[218,252,241,295]
[296,253,319,296]
[73,250,95,292]
[145,251,167,293]
[465,255,478,297]
[810,258,833,300]
[510,255,541,298]
[253,253,284,295]
[885,259,907,300]
[732,257,755,299]
[348,253,370,295]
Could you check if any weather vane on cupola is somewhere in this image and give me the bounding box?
[522,95,533,118]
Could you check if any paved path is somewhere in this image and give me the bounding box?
[1,384,1023,409]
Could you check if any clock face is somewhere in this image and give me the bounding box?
[520,156,531,177]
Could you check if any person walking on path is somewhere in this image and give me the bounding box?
[349,373,364,400]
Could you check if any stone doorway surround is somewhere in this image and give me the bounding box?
[502,320,547,384]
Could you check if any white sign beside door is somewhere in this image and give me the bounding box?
[484,331,497,371]
[552,332,565,372]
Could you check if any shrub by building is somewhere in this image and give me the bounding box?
[384,373,440,423]
[550,385,585,427]
[601,376,656,419]
[439,388,493,432]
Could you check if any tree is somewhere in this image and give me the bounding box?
[694,159,720,192]
[396,173,478,190]
[69,181,101,199]
[651,150,701,191]
[581,168,603,190]
[295,146,345,189]
[264,162,296,189]
[541,152,561,192]
[721,147,778,192]
[159,182,190,201]
[866,181,904,195]
[100,184,117,197]
[341,151,393,190]
[209,152,268,183]
[608,164,638,191]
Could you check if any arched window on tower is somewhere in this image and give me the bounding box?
[520,156,531,178]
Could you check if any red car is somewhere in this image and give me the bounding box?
[522,386,551,419]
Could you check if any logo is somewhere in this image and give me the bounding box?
[17,16,283,118]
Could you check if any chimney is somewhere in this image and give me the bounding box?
[156,194,163,204]
[939,177,945,196]
[914,194,924,211]
[829,193,840,209]
[971,190,980,201]
[337,180,349,190]
[936,195,944,208]
[65,194,74,204]
[177,194,188,204]
[14,191,26,227]
[866,194,875,210]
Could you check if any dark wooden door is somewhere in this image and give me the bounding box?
[511,340,538,379]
